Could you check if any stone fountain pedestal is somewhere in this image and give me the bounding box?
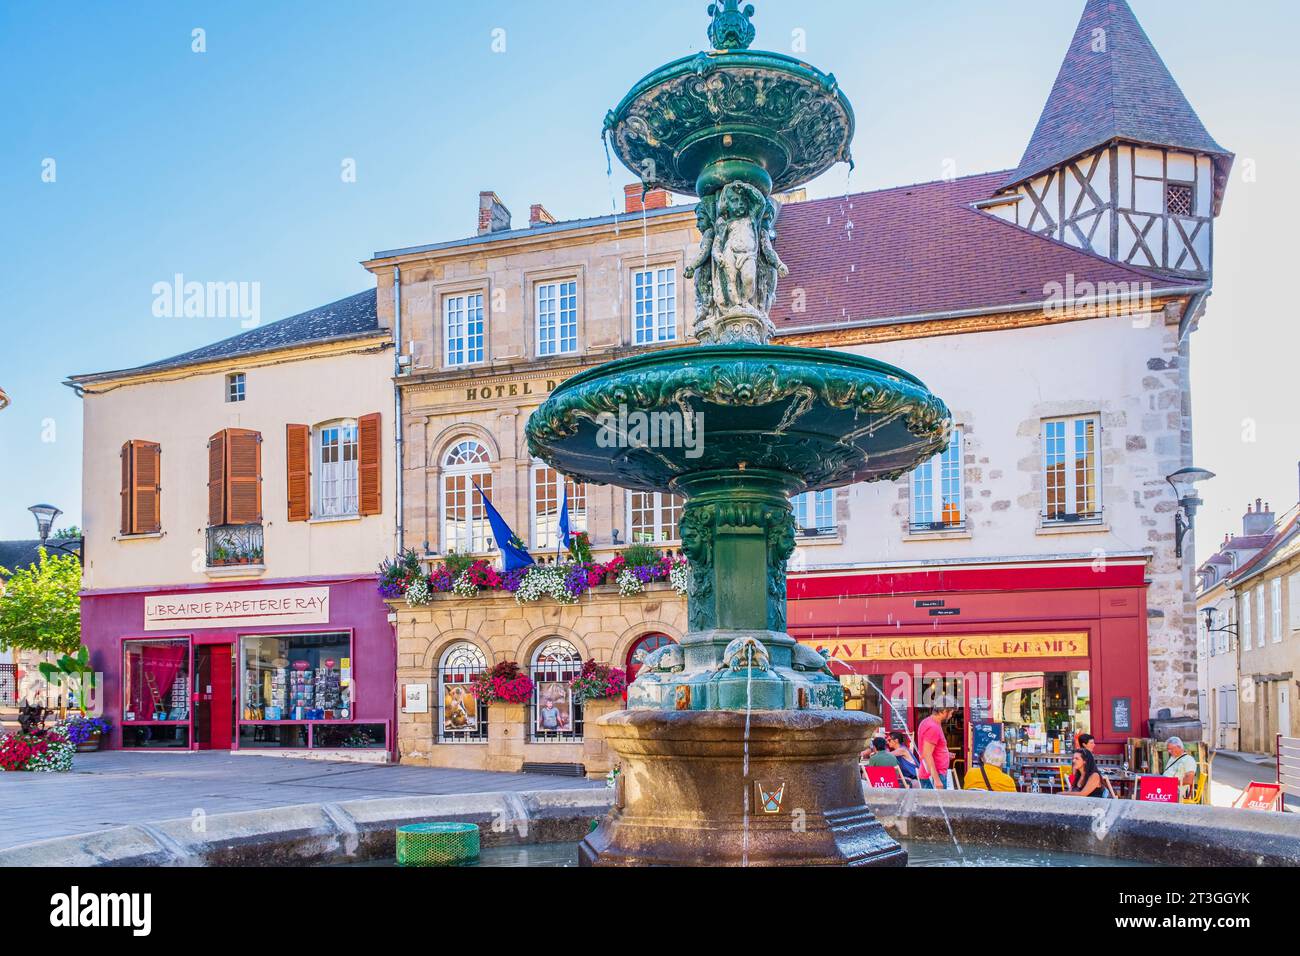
[579,710,907,867]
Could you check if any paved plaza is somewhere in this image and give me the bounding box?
[0,751,602,851]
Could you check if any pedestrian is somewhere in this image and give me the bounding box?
[962,740,1019,792]
[1062,747,1106,797]
[917,697,957,790]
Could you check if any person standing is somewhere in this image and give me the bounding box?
[917,697,957,790]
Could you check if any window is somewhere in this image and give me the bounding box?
[439,642,488,743]
[634,268,677,344]
[1043,416,1100,522]
[444,293,485,367]
[532,464,587,550]
[530,638,583,741]
[1241,591,1252,649]
[791,489,835,537]
[1221,684,1238,725]
[626,633,676,681]
[536,280,577,356]
[1166,182,1195,217]
[227,372,245,403]
[911,428,964,531]
[240,633,351,722]
[316,421,359,517]
[1272,579,1283,644]
[122,639,191,748]
[1290,573,1300,632]
[441,440,493,554]
[1255,585,1266,649]
[119,440,161,535]
[628,490,683,543]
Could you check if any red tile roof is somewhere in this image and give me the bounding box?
[771,171,1190,331]
[1001,0,1231,209]
[1228,514,1300,585]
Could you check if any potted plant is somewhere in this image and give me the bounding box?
[60,715,111,752]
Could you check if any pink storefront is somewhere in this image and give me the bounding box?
[81,576,396,758]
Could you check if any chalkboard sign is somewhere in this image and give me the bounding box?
[969,696,992,722]
[889,697,908,731]
[1111,696,1132,734]
[972,723,1003,762]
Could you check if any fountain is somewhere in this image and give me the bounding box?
[526,1,952,866]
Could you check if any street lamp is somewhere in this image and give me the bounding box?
[1165,467,1215,559]
[28,503,62,546]
[1202,606,1238,636]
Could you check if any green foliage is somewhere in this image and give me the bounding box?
[620,543,661,568]
[52,526,82,540]
[0,548,81,654]
[444,551,475,578]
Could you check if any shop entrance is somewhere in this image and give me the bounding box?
[194,643,235,750]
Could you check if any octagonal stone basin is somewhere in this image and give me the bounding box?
[525,344,951,494]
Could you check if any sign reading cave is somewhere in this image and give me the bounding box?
[145,587,330,631]
[799,632,1088,663]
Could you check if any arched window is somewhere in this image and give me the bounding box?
[625,633,677,682]
[438,641,488,743]
[441,440,493,554]
[530,638,583,741]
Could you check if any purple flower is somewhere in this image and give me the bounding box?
[565,566,591,597]
[501,567,528,592]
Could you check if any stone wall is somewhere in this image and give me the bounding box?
[391,583,686,776]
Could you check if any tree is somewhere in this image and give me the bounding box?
[0,547,81,654]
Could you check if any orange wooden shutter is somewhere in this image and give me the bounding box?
[208,430,227,527]
[120,442,132,534]
[358,412,382,516]
[286,424,311,521]
[226,428,263,524]
[131,441,162,533]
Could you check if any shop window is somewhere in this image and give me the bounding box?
[627,490,682,543]
[625,633,676,682]
[530,638,583,742]
[992,671,1091,753]
[123,638,191,725]
[532,463,586,550]
[441,439,494,554]
[536,280,577,356]
[312,723,387,749]
[240,633,351,725]
[122,725,190,749]
[1042,416,1100,523]
[633,267,677,344]
[911,428,963,531]
[439,641,488,743]
[791,489,835,538]
[239,724,308,749]
[444,293,485,367]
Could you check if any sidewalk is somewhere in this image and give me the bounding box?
[0,751,603,851]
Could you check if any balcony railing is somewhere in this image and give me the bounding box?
[207,524,264,567]
[909,519,967,534]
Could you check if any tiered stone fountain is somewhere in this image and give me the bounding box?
[526,1,952,866]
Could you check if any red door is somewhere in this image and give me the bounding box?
[195,644,234,750]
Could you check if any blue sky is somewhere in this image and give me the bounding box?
[1,0,1296,552]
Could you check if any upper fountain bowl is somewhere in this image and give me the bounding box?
[525,344,950,495]
[603,6,854,198]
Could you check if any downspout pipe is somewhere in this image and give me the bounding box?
[392,265,404,554]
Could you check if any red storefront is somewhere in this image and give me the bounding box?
[789,557,1150,776]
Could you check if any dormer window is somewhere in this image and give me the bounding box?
[1166,182,1195,217]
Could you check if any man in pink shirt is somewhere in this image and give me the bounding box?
[917,696,957,790]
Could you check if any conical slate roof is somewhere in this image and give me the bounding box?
[1003,0,1231,203]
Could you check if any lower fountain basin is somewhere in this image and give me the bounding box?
[525,343,951,493]
[580,709,906,867]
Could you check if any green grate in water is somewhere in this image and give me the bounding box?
[396,822,481,867]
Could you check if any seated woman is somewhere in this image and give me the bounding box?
[887,731,919,787]
[1062,747,1107,797]
[961,740,1019,792]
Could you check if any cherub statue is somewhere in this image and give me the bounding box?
[710,181,765,314]
[683,195,717,339]
[756,197,789,315]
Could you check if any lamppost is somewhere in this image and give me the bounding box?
[1202,606,1238,637]
[27,503,82,560]
[1166,467,1215,559]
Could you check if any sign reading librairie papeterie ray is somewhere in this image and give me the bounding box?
[800,632,1088,663]
[144,587,330,631]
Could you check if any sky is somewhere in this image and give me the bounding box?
[1,0,1297,558]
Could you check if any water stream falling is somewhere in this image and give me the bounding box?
[741,659,754,867]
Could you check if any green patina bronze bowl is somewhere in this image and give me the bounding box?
[604,46,855,197]
[525,344,951,494]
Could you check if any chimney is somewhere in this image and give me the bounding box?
[624,183,671,214]
[1243,498,1275,536]
[529,203,557,228]
[477,191,512,235]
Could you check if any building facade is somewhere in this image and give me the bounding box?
[68,293,400,758]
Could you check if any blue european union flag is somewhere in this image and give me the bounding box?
[472,482,534,571]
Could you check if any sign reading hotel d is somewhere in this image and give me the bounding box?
[144,587,330,631]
